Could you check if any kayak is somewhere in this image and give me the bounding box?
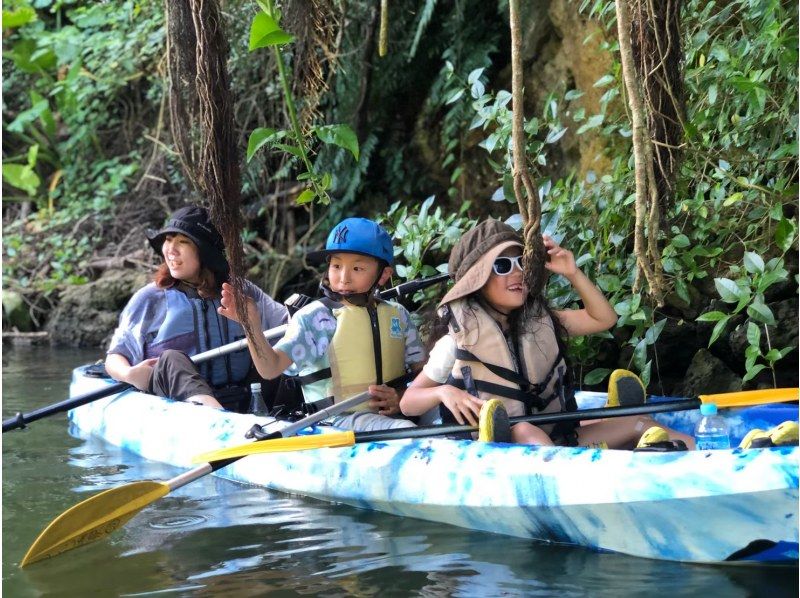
[67,365,799,565]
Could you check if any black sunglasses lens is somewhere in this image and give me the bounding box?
[494,258,512,274]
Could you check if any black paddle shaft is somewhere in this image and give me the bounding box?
[352,398,702,443]
[3,381,131,432]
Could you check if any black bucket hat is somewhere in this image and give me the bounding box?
[146,206,229,275]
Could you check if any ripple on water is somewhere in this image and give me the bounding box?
[148,514,208,529]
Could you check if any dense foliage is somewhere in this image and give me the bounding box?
[2,0,796,389]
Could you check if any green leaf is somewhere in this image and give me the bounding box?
[746,322,761,347]
[314,124,360,160]
[2,163,40,196]
[576,114,604,134]
[671,234,690,248]
[644,319,666,344]
[775,218,796,253]
[743,251,765,274]
[708,317,730,347]
[696,310,727,322]
[583,368,611,386]
[714,278,741,303]
[564,89,584,101]
[747,302,775,325]
[246,127,280,162]
[467,68,484,85]
[722,191,743,207]
[708,83,717,104]
[632,339,648,371]
[742,364,767,383]
[274,143,304,159]
[545,126,568,144]
[446,89,465,105]
[295,189,315,205]
[2,7,37,29]
[593,74,615,88]
[249,12,294,51]
[675,278,690,304]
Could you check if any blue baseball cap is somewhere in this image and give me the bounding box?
[308,217,394,266]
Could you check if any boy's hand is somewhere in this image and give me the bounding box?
[543,234,577,277]
[368,384,401,416]
[439,385,485,427]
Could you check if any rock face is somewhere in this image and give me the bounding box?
[673,349,743,398]
[46,269,148,348]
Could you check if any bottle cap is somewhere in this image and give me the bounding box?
[699,403,717,416]
[250,382,261,392]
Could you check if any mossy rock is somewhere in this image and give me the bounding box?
[46,270,148,348]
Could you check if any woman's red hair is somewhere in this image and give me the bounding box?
[153,263,220,298]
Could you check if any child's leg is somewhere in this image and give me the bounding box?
[576,415,694,449]
[329,411,416,432]
[511,422,555,446]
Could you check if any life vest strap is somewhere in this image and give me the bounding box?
[295,367,333,386]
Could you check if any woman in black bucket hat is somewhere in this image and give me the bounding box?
[104,206,288,409]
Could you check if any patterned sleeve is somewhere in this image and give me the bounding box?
[244,280,290,342]
[273,302,337,374]
[396,304,426,366]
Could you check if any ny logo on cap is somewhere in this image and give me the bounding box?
[333,225,349,244]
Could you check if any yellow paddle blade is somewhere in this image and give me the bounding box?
[193,430,356,464]
[702,387,799,408]
[21,481,169,568]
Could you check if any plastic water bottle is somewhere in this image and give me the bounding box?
[694,403,730,450]
[249,382,268,416]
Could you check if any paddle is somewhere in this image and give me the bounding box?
[20,390,375,567]
[3,272,449,433]
[1,325,287,433]
[193,387,800,462]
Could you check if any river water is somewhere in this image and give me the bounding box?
[2,345,797,597]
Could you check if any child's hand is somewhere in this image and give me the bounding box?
[368,384,401,416]
[439,385,485,427]
[218,282,258,325]
[543,235,577,277]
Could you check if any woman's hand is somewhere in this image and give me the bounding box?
[438,385,485,426]
[218,282,259,326]
[368,384,401,416]
[543,235,577,278]
[127,358,158,391]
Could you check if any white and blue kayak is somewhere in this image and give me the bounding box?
[67,365,799,566]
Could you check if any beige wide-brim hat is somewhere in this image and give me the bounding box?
[439,219,523,307]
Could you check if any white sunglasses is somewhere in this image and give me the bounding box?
[492,255,523,275]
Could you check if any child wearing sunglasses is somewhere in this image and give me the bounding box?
[400,219,694,449]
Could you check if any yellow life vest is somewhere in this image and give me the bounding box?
[300,299,408,413]
[442,299,575,437]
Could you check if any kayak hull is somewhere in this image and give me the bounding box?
[68,367,799,565]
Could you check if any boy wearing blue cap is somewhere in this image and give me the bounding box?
[218,218,425,431]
